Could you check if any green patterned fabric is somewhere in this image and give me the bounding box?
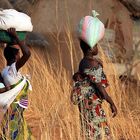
[0,80,34,140]
[0,30,26,43]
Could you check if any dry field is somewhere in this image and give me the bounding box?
[0,1,139,139]
[0,30,140,140]
[3,31,138,140]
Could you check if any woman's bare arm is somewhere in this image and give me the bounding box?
[7,28,31,71]
[83,58,117,117]
[96,83,117,117]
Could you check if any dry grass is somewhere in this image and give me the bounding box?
[4,30,138,140]
[0,1,139,140]
[0,1,140,138]
[0,30,140,140]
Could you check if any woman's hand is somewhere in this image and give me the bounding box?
[7,28,31,71]
[7,28,20,44]
[95,83,117,118]
[110,104,117,118]
[7,28,18,38]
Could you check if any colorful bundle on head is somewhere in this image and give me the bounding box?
[77,10,105,48]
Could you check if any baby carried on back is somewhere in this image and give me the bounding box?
[0,66,31,122]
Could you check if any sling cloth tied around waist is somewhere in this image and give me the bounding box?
[0,76,31,113]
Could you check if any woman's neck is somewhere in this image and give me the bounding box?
[84,51,94,59]
[7,60,16,66]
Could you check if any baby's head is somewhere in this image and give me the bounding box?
[73,72,87,82]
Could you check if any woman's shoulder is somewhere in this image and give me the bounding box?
[1,62,17,77]
[1,66,9,77]
[79,57,103,71]
[89,58,103,68]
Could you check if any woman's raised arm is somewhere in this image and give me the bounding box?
[7,28,31,71]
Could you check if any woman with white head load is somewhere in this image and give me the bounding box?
[71,11,117,140]
[0,28,33,140]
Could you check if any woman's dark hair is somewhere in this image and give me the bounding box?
[4,44,19,61]
[80,39,90,54]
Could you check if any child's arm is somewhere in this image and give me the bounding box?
[0,85,11,93]
[0,74,11,93]
[0,87,7,93]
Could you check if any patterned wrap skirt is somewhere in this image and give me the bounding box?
[0,80,34,140]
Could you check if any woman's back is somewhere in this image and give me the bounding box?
[79,57,102,73]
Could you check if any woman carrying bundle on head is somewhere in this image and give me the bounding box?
[0,28,33,140]
[71,11,117,140]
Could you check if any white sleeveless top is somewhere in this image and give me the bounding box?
[1,62,22,86]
